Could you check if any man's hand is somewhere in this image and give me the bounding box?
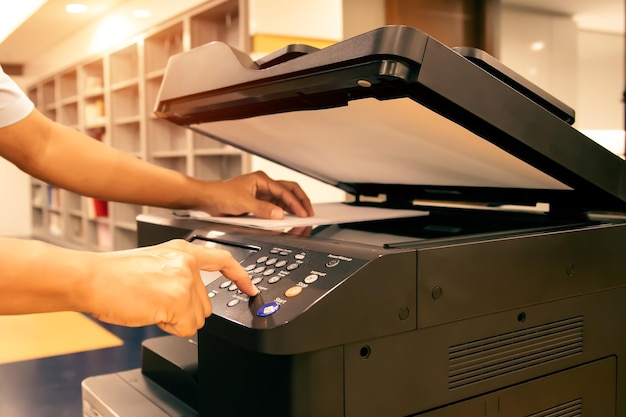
[87,240,257,337]
[198,170,315,219]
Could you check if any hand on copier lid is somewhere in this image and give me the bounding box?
[198,170,315,219]
[87,239,258,338]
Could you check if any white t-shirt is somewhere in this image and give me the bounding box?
[0,65,35,128]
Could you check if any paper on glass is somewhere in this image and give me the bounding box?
[188,202,427,230]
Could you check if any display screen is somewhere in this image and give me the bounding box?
[190,238,258,286]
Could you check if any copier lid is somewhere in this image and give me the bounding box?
[155,26,626,213]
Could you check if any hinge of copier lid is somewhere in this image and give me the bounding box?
[353,192,416,209]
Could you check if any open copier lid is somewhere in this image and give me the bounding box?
[154,25,626,214]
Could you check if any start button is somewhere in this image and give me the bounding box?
[257,301,281,317]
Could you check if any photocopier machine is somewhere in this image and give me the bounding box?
[82,26,626,417]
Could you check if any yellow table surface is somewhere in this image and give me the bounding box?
[0,312,123,364]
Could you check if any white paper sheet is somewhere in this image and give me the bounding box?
[188,202,427,230]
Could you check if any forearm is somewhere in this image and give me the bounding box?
[35,122,211,209]
[0,110,210,209]
[44,125,209,208]
[0,237,93,314]
[0,237,255,337]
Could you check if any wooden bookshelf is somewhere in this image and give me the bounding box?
[27,0,250,251]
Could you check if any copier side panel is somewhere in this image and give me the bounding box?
[343,287,626,417]
[417,221,626,328]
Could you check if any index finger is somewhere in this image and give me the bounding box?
[277,180,315,217]
[187,245,258,296]
[262,180,314,218]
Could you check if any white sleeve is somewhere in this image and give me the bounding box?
[0,66,35,128]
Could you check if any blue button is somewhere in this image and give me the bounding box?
[257,301,281,317]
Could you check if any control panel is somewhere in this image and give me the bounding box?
[191,237,367,329]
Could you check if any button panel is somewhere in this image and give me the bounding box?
[197,240,364,328]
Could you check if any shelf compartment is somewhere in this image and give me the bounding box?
[48,212,63,236]
[59,101,79,126]
[111,120,141,154]
[190,0,240,48]
[31,183,44,208]
[193,154,242,180]
[88,219,113,251]
[110,44,139,85]
[59,70,78,100]
[65,191,82,213]
[85,96,106,126]
[145,22,184,74]
[152,155,188,176]
[31,207,44,229]
[111,83,139,120]
[42,80,56,108]
[147,118,188,153]
[67,213,85,242]
[192,131,235,152]
[82,59,105,94]
[47,185,61,211]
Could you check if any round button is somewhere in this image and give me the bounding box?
[326,259,341,268]
[251,277,263,285]
[262,268,276,276]
[244,264,256,271]
[228,283,238,291]
[268,276,281,284]
[294,253,306,260]
[266,258,278,265]
[208,291,216,298]
[280,251,290,256]
[257,256,269,263]
[285,286,303,298]
[287,263,300,271]
[257,301,281,317]
[275,260,288,268]
[220,280,232,289]
[270,249,280,254]
[253,266,266,274]
[227,299,240,307]
[304,274,319,284]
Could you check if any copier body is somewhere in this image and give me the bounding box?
[82,26,626,417]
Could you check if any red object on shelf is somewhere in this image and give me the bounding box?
[93,199,108,217]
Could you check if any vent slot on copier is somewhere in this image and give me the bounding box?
[448,316,584,389]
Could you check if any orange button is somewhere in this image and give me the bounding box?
[285,286,303,298]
